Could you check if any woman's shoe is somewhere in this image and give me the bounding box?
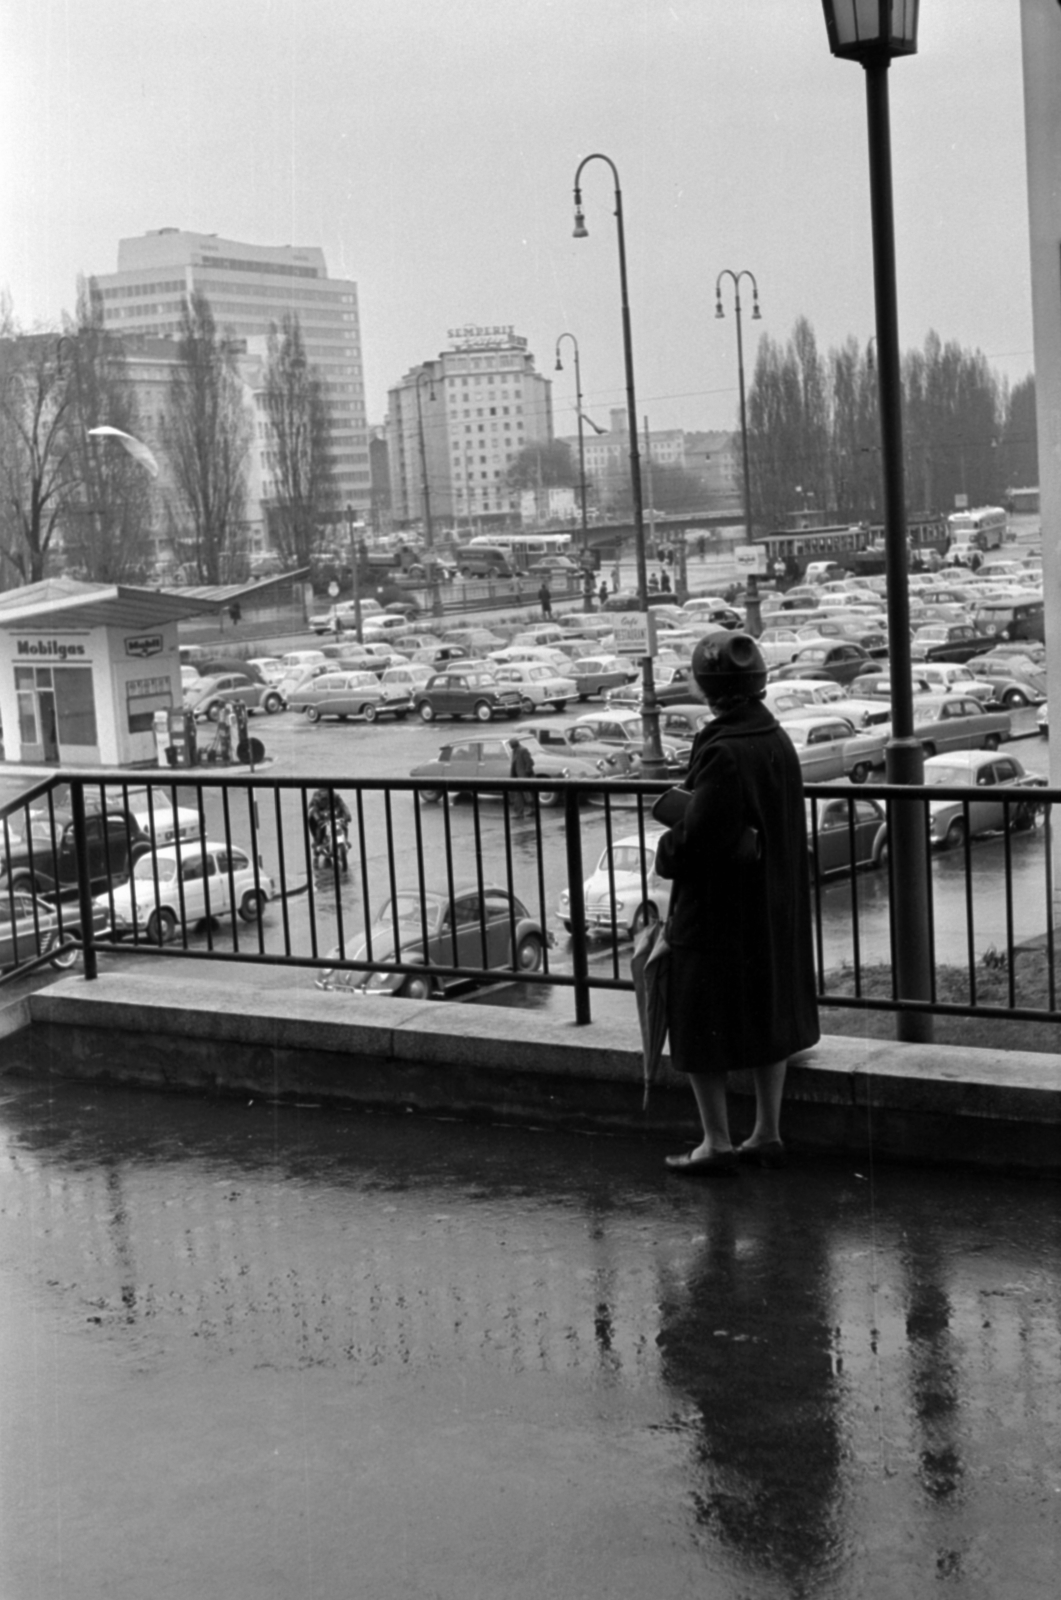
[665,1148,738,1177]
[735,1139,786,1170]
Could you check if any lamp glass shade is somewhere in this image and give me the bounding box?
[821,0,919,60]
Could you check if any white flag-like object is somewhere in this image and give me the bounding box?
[87,426,160,478]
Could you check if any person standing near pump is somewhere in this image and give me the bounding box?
[538,580,553,620]
[655,631,819,1176]
[509,737,535,819]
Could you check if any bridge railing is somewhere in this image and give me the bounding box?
[1,770,1057,1029]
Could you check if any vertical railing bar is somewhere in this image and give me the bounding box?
[273,787,293,957]
[531,779,549,975]
[301,789,319,962]
[602,793,620,978]
[68,780,97,981]
[962,797,976,1009]
[355,788,371,962]
[845,794,864,998]
[1003,799,1017,1010]
[385,790,402,968]
[471,791,488,969]
[1043,801,1056,1012]
[563,785,591,1023]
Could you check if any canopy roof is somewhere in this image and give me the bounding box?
[0,578,221,632]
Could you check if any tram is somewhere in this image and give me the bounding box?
[754,516,947,580]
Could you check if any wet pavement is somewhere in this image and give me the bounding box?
[1,1080,1058,1598]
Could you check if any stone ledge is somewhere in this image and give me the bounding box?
[7,973,1061,1170]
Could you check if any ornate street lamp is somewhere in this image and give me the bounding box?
[555,333,589,549]
[572,153,665,776]
[821,0,931,1042]
[715,269,762,634]
[414,368,442,617]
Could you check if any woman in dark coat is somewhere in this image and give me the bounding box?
[656,631,819,1175]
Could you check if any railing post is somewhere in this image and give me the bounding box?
[563,786,591,1023]
[69,779,98,980]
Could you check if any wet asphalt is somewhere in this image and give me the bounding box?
[1,1079,1058,1599]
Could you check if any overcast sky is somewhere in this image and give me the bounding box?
[1,0,1033,437]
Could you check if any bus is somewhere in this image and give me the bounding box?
[466,532,573,571]
[946,507,1008,561]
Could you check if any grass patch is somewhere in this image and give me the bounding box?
[820,950,1061,1055]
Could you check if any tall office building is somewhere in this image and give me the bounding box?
[387,325,552,530]
[90,230,370,520]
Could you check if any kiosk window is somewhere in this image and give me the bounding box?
[127,675,173,733]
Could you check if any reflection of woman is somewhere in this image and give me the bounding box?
[656,1208,843,1587]
[657,632,818,1175]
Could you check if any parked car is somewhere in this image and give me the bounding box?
[779,714,888,784]
[908,695,1010,756]
[922,751,1045,849]
[184,673,283,721]
[973,598,1045,646]
[315,885,547,998]
[410,732,609,803]
[362,613,414,641]
[571,710,684,773]
[505,721,638,774]
[658,704,714,746]
[806,796,888,879]
[968,657,1048,708]
[0,890,109,971]
[558,615,616,639]
[99,840,273,944]
[557,829,670,938]
[0,806,155,901]
[605,663,699,708]
[763,677,845,709]
[244,656,285,685]
[413,666,522,723]
[492,662,578,712]
[910,622,994,664]
[783,643,875,686]
[565,654,637,700]
[277,662,332,705]
[286,669,412,723]
[309,599,383,635]
[379,663,435,697]
[756,627,805,668]
[528,555,580,577]
[442,626,505,652]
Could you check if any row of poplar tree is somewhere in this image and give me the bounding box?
[0,284,335,589]
[746,317,1038,533]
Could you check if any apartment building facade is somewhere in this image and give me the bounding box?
[387,326,552,530]
[90,230,370,535]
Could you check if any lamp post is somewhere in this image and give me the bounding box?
[555,332,592,604]
[715,269,762,634]
[345,502,363,643]
[572,153,665,776]
[822,0,932,1043]
[414,368,442,617]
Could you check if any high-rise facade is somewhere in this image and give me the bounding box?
[90,230,370,518]
[387,326,552,530]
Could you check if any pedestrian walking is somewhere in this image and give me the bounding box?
[655,631,819,1176]
[598,580,609,607]
[509,737,535,819]
[659,568,672,593]
[538,581,553,620]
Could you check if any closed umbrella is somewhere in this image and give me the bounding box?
[631,917,670,1110]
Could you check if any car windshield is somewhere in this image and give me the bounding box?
[601,845,648,875]
[925,765,972,788]
[133,856,179,882]
[382,894,438,926]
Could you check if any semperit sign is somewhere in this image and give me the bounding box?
[447,323,528,352]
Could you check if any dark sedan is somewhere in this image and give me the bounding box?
[781,643,874,686]
[413,667,522,723]
[806,796,888,879]
[910,623,994,665]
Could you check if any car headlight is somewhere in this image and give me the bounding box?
[559,889,570,910]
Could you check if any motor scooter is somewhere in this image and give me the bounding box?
[311,816,350,873]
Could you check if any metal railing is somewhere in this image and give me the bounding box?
[1,769,1058,1029]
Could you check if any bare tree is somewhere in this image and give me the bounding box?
[162,291,249,584]
[0,325,76,586]
[263,313,335,568]
[59,280,155,583]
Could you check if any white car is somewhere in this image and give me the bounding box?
[493,662,578,712]
[489,645,572,671]
[127,798,204,846]
[558,829,671,938]
[277,661,332,703]
[99,841,273,945]
[244,656,285,685]
[756,627,805,668]
[379,663,434,695]
[362,614,412,640]
[310,598,383,634]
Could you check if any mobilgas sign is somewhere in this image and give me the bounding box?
[16,639,88,661]
[124,634,164,659]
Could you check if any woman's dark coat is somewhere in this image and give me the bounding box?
[656,699,819,1073]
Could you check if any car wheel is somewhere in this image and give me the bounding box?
[474,700,493,722]
[206,702,223,722]
[515,933,544,973]
[875,839,890,869]
[921,743,936,759]
[1012,802,1035,832]
[944,818,966,851]
[983,733,1001,751]
[146,907,178,945]
[418,702,435,722]
[45,931,79,970]
[395,710,408,721]
[306,706,321,724]
[551,700,568,712]
[1003,689,1028,708]
[520,696,536,715]
[263,692,282,714]
[364,703,379,723]
[10,873,36,895]
[538,787,562,809]
[418,787,443,804]
[632,902,660,936]
[850,762,870,784]
[398,972,434,1000]
[239,888,267,922]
